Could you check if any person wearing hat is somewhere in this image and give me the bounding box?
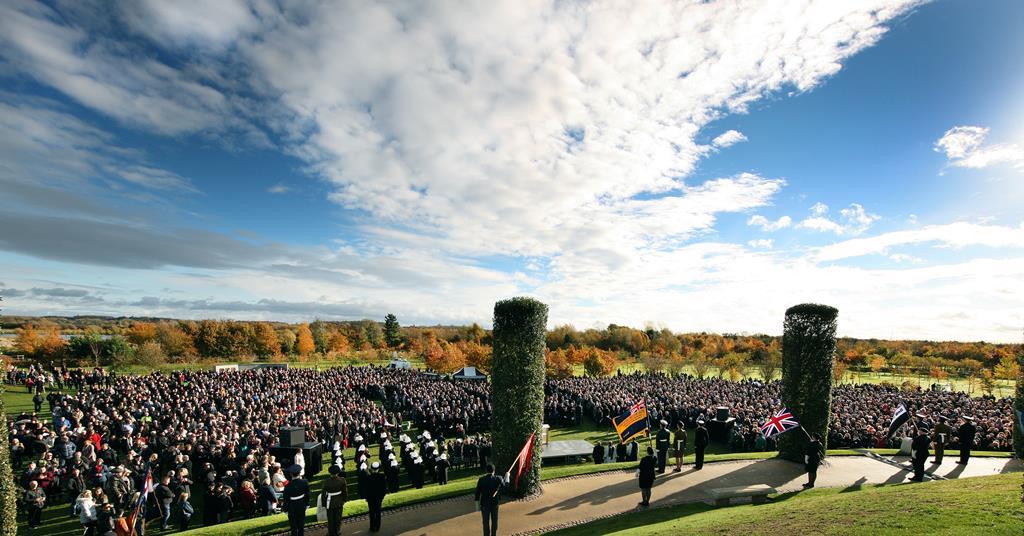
[957,416,977,465]
[365,461,389,533]
[932,416,951,464]
[693,420,709,470]
[637,446,656,507]
[410,456,425,489]
[436,453,451,485]
[655,420,671,473]
[283,464,310,536]
[909,416,930,482]
[320,465,347,536]
[386,459,400,493]
[474,463,510,536]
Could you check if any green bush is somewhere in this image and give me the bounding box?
[1013,353,1023,459]
[491,297,548,497]
[779,303,837,462]
[0,387,17,536]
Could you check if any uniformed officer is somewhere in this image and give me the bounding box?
[365,461,388,533]
[910,417,930,482]
[283,465,310,536]
[320,465,347,536]
[694,420,709,470]
[655,420,670,473]
[957,416,977,465]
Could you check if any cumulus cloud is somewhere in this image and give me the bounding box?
[747,239,774,248]
[267,183,290,194]
[934,125,1024,169]
[747,214,792,232]
[712,130,748,148]
[816,221,1024,261]
[798,202,879,235]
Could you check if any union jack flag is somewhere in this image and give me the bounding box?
[760,408,800,438]
[128,464,153,536]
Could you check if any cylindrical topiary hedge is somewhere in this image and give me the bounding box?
[1013,353,1023,459]
[0,387,17,536]
[778,303,838,462]
[491,297,548,497]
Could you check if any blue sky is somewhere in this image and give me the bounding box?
[1,0,1022,341]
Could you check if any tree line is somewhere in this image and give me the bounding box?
[3,317,1019,390]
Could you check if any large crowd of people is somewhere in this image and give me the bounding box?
[4,363,1016,534]
[544,373,1016,452]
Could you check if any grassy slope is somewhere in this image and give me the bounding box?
[547,472,1024,536]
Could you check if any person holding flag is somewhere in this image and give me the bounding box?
[760,407,816,485]
[803,434,825,488]
[474,463,510,536]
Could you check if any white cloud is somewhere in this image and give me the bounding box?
[712,129,748,148]
[816,221,1024,261]
[747,239,774,248]
[268,183,290,194]
[798,202,879,235]
[747,214,792,232]
[934,125,1024,169]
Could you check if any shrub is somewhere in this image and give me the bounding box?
[0,387,17,536]
[491,297,547,497]
[779,303,837,462]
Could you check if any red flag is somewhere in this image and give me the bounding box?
[513,432,536,489]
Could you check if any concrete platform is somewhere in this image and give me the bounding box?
[541,439,595,460]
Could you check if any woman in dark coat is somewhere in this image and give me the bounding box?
[637,446,656,507]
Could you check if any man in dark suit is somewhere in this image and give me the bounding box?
[694,420,709,470]
[932,416,951,464]
[910,418,930,482]
[592,442,605,464]
[637,447,656,507]
[655,421,670,473]
[365,461,389,532]
[321,464,348,536]
[474,463,509,536]
[615,442,627,463]
[283,465,310,536]
[803,434,825,488]
[957,416,977,465]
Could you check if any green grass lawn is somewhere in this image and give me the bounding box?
[546,472,1024,536]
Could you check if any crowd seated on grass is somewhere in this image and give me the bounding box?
[3,363,1015,534]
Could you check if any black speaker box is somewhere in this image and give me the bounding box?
[715,406,729,421]
[279,426,305,448]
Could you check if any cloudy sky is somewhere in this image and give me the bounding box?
[1,0,1022,341]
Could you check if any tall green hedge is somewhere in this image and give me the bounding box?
[490,297,547,497]
[1013,353,1023,459]
[778,303,838,463]
[0,387,17,536]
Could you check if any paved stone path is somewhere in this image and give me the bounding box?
[308,456,1021,536]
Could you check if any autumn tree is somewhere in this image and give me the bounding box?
[383,314,402,348]
[295,323,316,358]
[38,324,66,363]
[278,329,296,355]
[310,320,331,354]
[329,330,351,355]
[135,341,167,367]
[689,350,711,379]
[545,348,573,379]
[582,348,615,377]
[464,322,485,344]
[254,322,280,358]
[461,340,492,372]
[155,323,196,361]
[994,354,1021,381]
[14,324,39,355]
[754,347,782,381]
[127,322,158,346]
